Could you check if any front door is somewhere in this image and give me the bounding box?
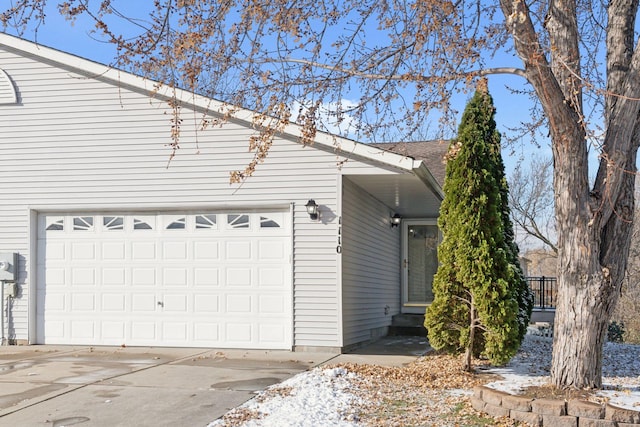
[402,221,439,313]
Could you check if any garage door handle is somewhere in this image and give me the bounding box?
[157,301,164,307]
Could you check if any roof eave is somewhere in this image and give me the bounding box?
[413,162,444,200]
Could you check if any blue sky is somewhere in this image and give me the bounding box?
[2,2,556,175]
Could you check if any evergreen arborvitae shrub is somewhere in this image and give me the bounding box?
[424,84,529,367]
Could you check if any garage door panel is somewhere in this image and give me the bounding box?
[162,241,188,259]
[44,320,65,340]
[131,322,156,340]
[258,240,286,259]
[71,294,95,311]
[194,268,219,286]
[162,294,188,312]
[258,268,285,287]
[45,241,66,260]
[194,323,219,341]
[258,295,286,314]
[71,321,95,339]
[194,241,219,259]
[226,294,252,313]
[194,294,219,312]
[163,268,188,286]
[259,324,286,343]
[132,268,156,286]
[45,293,66,311]
[226,240,252,260]
[102,268,126,286]
[226,323,252,343]
[226,268,251,287]
[132,294,157,311]
[162,322,188,341]
[102,242,126,260]
[38,212,292,349]
[45,268,66,286]
[102,321,125,340]
[102,294,126,311]
[71,242,96,260]
[71,268,96,286]
[132,242,156,260]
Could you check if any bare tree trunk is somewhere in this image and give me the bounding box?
[550,123,638,389]
[550,175,635,388]
[551,276,608,389]
[464,296,476,372]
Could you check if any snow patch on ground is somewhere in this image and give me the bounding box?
[208,367,363,427]
[485,335,640,410]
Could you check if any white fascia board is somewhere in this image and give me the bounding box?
[0,33,422,173]
[278,121,421,172]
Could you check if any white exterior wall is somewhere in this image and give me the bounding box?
[341,178,401,347]
[0,47,350,347]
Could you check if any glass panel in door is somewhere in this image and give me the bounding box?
[406,223,439,304]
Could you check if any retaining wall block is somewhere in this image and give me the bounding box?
[482,387,510,406]
[567,399,605,419]
[578,418,619,427]
[483,402,511,418]
[502,394,533,412]
[470,396,486,413]
[532,398,567,416]
[473,386,484,399]
[541,414,577,427]
[606,404,640,424]
[510,409,542,426]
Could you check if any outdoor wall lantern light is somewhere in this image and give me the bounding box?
[391,213,402,228]
[305,199,319,220]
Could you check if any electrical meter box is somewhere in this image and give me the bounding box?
[0,253,17,282]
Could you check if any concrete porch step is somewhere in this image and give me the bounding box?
[389,313,427,337]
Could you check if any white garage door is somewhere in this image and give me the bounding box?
[36,212,292,349]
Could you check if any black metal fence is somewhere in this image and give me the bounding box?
[525,276,557,309]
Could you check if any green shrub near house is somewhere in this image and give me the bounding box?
[424,83,533,370]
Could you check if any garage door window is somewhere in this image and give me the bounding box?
[260,216,281,228]
[166,217,186,230]
[46,217,64,231]
[133,217,154,230]
[227,214,249,229]
[73,216,94,231]
[103,216,124,230]
[195,214,217,229]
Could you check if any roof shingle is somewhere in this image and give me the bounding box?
[369,141,449,187]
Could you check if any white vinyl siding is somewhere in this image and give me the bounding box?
[341,178,401,346]
[0,47,342,347]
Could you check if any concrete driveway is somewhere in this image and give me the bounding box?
[0,345,337,427]
[0,336,428,427]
